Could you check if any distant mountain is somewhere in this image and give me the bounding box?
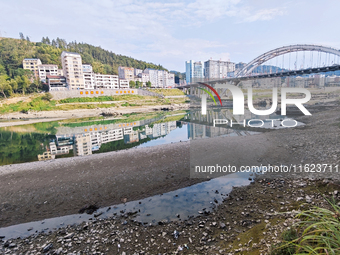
[0,36,167,78]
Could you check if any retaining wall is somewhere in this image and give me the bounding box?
[50,89,162,100]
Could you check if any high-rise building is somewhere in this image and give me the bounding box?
[185,60,204,84]
[118,66,134,81]
[143,69,174,88]
[23,58,42,78]
[204,60,235,80]
[61,51,85,89]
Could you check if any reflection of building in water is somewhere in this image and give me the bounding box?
[41,119,179,159]
[37,151,55,161]
[188,123,234,139]
[50,142,70,155]
[74,134,92,156]
[147,121,177,138]
[124,130,139,144]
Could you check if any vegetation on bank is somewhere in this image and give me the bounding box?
[272,198,340,255]
[147,88,185,96]
[0,93,188,115]
[58,95,146,103]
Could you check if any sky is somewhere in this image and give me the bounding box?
[0,0,339,72]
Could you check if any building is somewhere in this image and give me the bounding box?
[57,69,64,76]
[83,72,96,89]
[118,66,134,82]
[46,75,68,91]
[204,60,235,80]
[119,79,129,89]
[185,60,204,84]
[38,64,59,82]
[95,74,119,89]
[143,69,174,88]
[134,69,143,76]
[82,64,93,73]
[168,73,175,88]
[61,51,85,89]
[138,73,150,86]
[23,58,42,78]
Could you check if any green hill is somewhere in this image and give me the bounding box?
[0,36,167,77]
[0,36,167,97]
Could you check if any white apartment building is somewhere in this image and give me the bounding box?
[61,51,85,89]
[38,64,58,82]
[23,58,42,78]
[119,79,129,89]
[144,69,175,88]
[204,60,235,80]
[168,73,175,88]
[138,73,150,86]
[134,68,143,76]
[82,64,93,73]
[83,72,119,89]
[95,74,119,89]
[83,72,96,89]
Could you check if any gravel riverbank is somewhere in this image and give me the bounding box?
[0,102,339,254]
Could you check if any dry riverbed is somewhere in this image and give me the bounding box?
[0,102,339,254]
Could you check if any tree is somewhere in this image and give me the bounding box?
[26,36,30,42]
[135,81,141,88]
[146,81,152,88]
[0,75,12,98]
[129,80,136,88]
[92,61,105,74]
[19,32,24,40]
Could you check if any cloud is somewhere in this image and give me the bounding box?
[242,8,286,22]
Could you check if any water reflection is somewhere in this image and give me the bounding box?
[0,109,301,166]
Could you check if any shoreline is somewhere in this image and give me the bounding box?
[0,103,190,128]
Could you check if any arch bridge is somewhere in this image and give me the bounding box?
[236,44,340,78]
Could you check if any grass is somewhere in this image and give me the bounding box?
[0,96,56,114]
[271,197,340,255]
[147,88,185,96]
[59,95,145,103]
[0,92,188,115]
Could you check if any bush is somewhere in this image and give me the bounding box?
[41,92,53,101]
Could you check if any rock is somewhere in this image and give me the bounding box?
[78,204,99,214]
[8,243,17,248]
[42,243,53,252]
[173,230,179,239]
[305,195,312,203]
[220,222,226,229]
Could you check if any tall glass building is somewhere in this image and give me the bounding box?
[186,60,204,84]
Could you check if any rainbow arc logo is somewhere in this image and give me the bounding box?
[197,82,222,106]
